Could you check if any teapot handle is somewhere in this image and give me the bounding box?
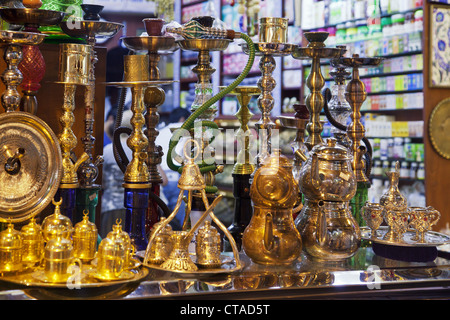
[263,213,274,252]
[316,201,327,247]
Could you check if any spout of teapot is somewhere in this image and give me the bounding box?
[316,201,327,247]
[294,149,308,163]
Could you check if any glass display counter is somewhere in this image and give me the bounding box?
[1,247,450,301]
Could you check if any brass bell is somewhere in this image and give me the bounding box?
[106,220,134,268]
[196,221,221,269]
[146,217,174,265]
[73,210,98,262]
[42,199,73,243]
[21,218,44,265]
[0,221,23,272]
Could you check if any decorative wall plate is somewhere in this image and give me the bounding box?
[0,112,62,223]
[429,98,450,160]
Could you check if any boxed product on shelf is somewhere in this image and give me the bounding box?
[283,70,302,89]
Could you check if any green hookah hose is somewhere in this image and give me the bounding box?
[167,33,256,194]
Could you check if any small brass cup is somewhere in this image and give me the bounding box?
[43,236,82,283]
[96,237,126,280]
[259,17,289,43]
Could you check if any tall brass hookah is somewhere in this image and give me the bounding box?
[291,32,362,262]
[59,4,123,224]
[165,16,243,222]
[322,52,384,226]
[114,18,179,244]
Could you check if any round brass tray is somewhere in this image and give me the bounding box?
[0,112,62,223]
[429,98,450,160]
[240,42,296,57]
[0,266,148,300]
[105,80,176,88]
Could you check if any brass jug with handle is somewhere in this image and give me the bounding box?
[242,150,302,265]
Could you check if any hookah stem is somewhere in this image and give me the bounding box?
[322,87,373,176]
[167,33,256,193]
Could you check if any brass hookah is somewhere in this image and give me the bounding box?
[108,53,169,251]
[220,86,260,251]
[0,5,65,115]
[331,54,384,224]
[241,17,295,169]
[172,16,230,195]
[120,20,179,232]
[60,5,123,224]
[55,42,91,220]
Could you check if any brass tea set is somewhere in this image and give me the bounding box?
[362,162,441,245]
[0,199,140,284]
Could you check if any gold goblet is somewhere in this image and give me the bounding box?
[361,202,384,239]
[409,207,441,243]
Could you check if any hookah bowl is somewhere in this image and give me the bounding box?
[219,86,260,251]
[0,7,65,115]
[292,32,345,151]
[60,11,123,223]
[241,17,295,169]
[333,54,384,222]
[122,32,179,231]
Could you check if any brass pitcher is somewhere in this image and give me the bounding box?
[242,150,302,265]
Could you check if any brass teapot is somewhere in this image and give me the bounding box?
[297,138,357,202]
[295,138,360,262]
[242,150,302,265]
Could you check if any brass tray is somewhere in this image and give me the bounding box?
[240,42,296,57]
[361,226,450,247]
[0,265,148,289]
[0,112,62,223]
[429,98,450,160]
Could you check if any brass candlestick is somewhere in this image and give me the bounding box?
[334,54,384,183]
[241,18,295,168]
[0,30,46,113]
[292,32,344,150]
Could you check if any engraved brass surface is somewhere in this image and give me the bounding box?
[429,98,450,160]
[0,112,62,223]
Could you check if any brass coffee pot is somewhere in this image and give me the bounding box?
[42,199,73,243]
[242,150,302,265]
[295,138,361,262]
[0,221,23,272]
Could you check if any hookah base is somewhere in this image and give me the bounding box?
[372,242,438,263]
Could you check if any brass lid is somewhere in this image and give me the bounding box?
[312,138,350,161]
[20,218,43,240]
[106,220,131,249]
[151,217,173,237]
[74,210,98,238]
[197,221,220,244]
[42,199,73,242]
[44,235,72,260]
[0,112,62,223]
[0,222,22,250]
